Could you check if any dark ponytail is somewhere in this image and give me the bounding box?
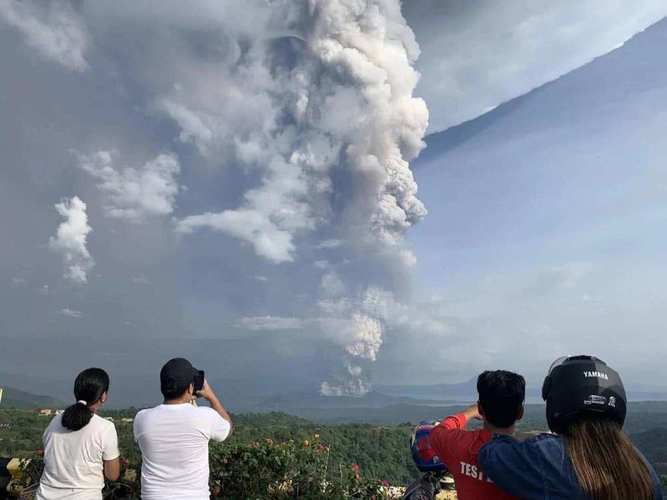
[61,368,110,431]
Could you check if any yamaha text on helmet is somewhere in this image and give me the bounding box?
[541,355,626,434]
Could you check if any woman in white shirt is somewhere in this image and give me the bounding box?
[36,368,120,500]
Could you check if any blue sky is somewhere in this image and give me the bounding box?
[1,0,666,405]
[402,20,667,387]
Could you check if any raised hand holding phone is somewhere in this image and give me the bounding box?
[197,379,215,400]
[197,379,233,429]
[193,370,205,395]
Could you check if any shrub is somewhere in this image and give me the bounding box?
[208,436,389,499]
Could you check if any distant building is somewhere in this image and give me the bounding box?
[37,408,54,416]
[120,417,133,423]
[55,409,64,416]
[0,387,3,406]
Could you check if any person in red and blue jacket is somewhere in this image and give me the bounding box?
[429,370,526,500]
[479,355,663,500]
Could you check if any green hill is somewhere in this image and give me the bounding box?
[0,387,65,409]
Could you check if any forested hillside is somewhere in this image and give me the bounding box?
[2,406,666,497]
[0,409,419,498]
[0,388,64,410]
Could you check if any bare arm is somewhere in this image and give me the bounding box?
[103,457,120,481]
[461,403,482,424]
[198,380,233,435]
[430,402,483,464]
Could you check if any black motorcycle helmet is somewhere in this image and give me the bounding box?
[541,355,627,434]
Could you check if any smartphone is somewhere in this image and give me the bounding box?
[193,370,205,394]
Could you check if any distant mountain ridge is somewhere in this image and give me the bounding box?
[0,386,65,409]
[256,390,448,411]
[375,379,477,400]
[375,381,667,403]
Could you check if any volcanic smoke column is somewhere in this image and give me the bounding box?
[172,0,428,395]
[304,1,428,395]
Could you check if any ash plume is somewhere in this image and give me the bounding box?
[26,0,428,395]
[167,0,429,395]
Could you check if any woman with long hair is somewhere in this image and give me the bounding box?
[36,368,120,500]
[478,355,662,499]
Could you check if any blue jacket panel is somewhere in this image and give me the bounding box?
[478,433,663,500]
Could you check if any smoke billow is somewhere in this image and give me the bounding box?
[30,0,427,394]
[167,0,429,395]
[49,196,94,284]
[0,0,89,72]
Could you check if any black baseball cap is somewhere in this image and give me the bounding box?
[160,358,199,398]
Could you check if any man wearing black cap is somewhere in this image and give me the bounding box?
[133,358,233,500]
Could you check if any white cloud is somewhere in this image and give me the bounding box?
[77,151,180,222]
[319,271,346,298]
[60,307,82,318]
[176,209,296,264]
[156,99,214,156]
[0,0,88,71]
[48,196,94,284]
[236,316,305,331]
[520,263,593,297]
[317,239,342,249]
[405,0,667,131]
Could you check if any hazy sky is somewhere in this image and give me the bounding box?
[404,19,667,389]
[1,0,666,405]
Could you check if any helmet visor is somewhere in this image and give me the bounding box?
[547,356,569,375]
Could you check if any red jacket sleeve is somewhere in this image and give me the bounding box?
[441,412,469,431]
[429,412,469,464]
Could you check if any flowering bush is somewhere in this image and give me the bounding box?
[6,410,411,499]
[14,440,394,499]
[208,436,390,499]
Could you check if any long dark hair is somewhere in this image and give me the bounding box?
[61,368,110,431]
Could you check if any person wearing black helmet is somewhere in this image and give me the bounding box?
[478,355,663,500]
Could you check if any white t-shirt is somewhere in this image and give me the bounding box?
[36,414,119,500]
[133,403,231,500]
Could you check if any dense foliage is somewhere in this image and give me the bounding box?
[208,437,389,499]
[2,405,667,498]
[0,410,416,498]
[228,413,419,484]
